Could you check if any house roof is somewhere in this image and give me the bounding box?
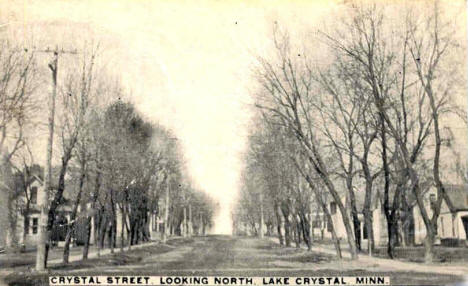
[444,184,468,212]
[28,166,73,190]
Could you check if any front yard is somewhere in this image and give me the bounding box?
[373,245,468,263]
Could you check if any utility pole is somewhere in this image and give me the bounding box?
[162,173,170,243]
[35,46,78,271]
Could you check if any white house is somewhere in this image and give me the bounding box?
[322,190,388,248]
[413,184,468,245]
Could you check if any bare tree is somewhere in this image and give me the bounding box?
[0,42,38,252]
[41,49,97,266]
[406,0,464,262]
[254,29,359,259]
[62,50,99,263]
[321,2,463,262]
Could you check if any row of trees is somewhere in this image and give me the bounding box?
[235,1,466,263]
[0,34,216,269]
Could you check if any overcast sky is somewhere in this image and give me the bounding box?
[2,0,466,234]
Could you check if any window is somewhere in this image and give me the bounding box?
[24,217,30,234]
[30,187,37,204]
[32,218,38,234]
[330,202,337,215]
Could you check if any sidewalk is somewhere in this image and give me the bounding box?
[269,237,468,276]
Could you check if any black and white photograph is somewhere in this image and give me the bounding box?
[0,0,467,285]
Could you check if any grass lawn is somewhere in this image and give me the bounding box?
[373,246,468,263]
[0,246,87,268]
[3,243,175,286]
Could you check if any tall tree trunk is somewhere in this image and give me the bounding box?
[386,183,402,259]
[363,208,374,255]
[361,146,376,255]
[162,174,170,242]
[362,178,375,254]
[380,116,397,259]
[20,167,32,252]
[83,168,100,260]
[109,221,115,253]
[348,189,361,252]
[280,204,291,247]
[425,90,446,262]
[83,215,92,260]
[21,210,29,251]
[202,217,206,236]
[300,212,311,251]
[44,149,74,268]
[309,212,315,243]
[125,204,132,250]
[345,149,361,252]
[259,193,264,239]
[372,74,436,264]
[307,151,358,259]
[6,192,19,252]
[188,204,192,236]
[120,204,125,251]
[274,202,284,245]
[63,164,85,263]
[109,190,116,253]
[293,213,301,248]
[411,12,449,262]
[97,214,107,257]
[1,153,19,253]
[0,156,9,251]
[302,173,342,259]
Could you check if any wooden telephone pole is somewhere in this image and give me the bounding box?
[35,46,77,271]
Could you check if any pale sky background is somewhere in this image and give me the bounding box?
[1,0,466,234]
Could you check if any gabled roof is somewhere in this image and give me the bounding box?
[444,184,468,212]
[28,166,71,190]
